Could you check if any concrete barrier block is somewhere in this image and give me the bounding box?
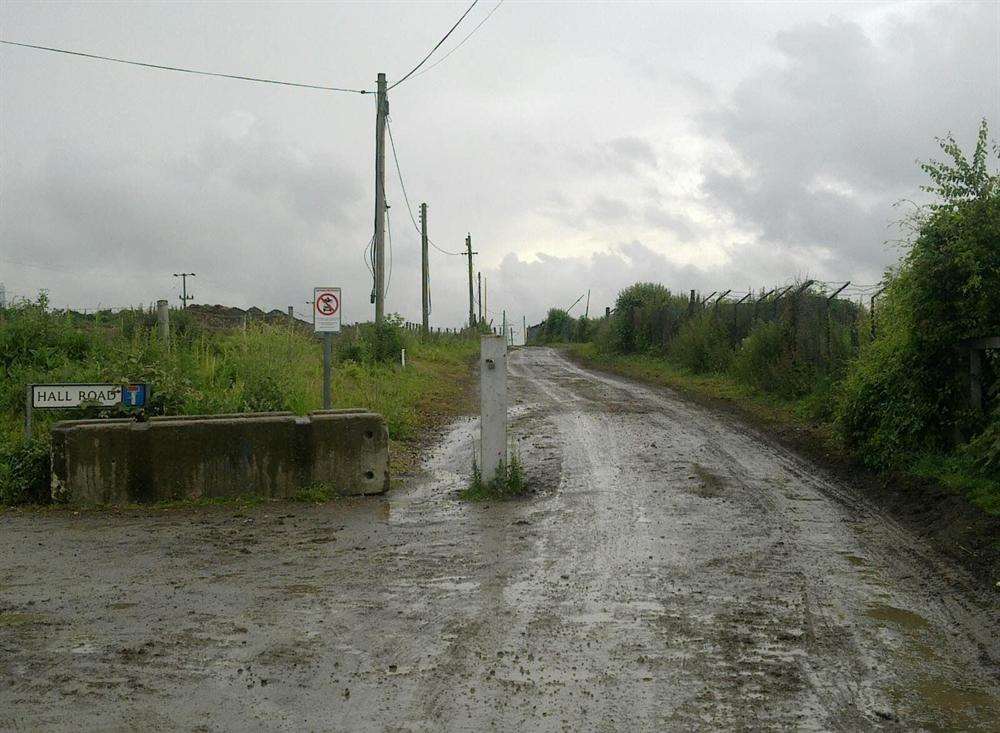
[49,410,390,505]
[307,411,390,496]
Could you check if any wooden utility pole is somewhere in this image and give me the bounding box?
[477,271,482,324]
[374,72,388,324]
[585,289,591,318]
[173,273,195,309]
[420,202,429,337]
[465,234,477,329]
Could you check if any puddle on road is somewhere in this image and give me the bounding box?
[840,553,868,568]
[0,612,45,627]
[890,676,1000,731]
[689,464,728,499]
[865,603,930,630]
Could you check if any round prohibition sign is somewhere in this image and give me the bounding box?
[315,292,340,317]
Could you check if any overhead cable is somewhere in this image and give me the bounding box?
[388,0,479,90]
[386,118,464,256]
[411,0,505,80]
[0,39,371,94]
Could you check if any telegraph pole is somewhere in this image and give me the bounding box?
[477,271,482,324]
[374,72,388,324]
[173,273,195,309]
[420,202,429,337]
[465,234,477,329]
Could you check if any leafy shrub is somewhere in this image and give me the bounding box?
[610,283,685,353]
[965,414,1000,479]
[0,436,50,505]
[343,316,408,364]
[539,309,575,343]
[668,315,733,374]
[835,121,1000,467]
[731,321,805,396]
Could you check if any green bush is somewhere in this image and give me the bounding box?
[0,436,50,505]
[836,121,1000,468]
[965,413,1000,479]
[731,321,806,397]
[538,308,575,343]
[610,283,686,353]
[0,300,476,504]
[668,315,733,374]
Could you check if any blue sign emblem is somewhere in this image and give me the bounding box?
[122,384,147,407]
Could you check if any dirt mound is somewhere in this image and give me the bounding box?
[186,304,311,331]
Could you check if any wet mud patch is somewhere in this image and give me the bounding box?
[0,611,48,628]
[688,464,729,499]
[864,603,930,631]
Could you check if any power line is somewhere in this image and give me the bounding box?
[388,0,480,90]
[0,255,76,273]
[385,202,394,298]
[0,39,371,94]
[412,0,505,81]
[386,119,422,234]
[386,117,464,256]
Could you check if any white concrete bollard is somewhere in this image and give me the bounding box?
[401,348,406,368]
[479,334,508,484]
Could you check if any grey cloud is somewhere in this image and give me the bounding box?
[607,136,657,170]
[568,135,659,176]
[484,239,832,329]
[2,116,371,317]
[642,205,697,242]
[585,195,631,222]
[699,4,1000,275]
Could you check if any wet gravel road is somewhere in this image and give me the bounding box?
[2,346,998,731]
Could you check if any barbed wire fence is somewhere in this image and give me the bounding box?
[529,279,886,369]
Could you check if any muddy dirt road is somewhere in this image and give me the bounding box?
[2,347,998,731]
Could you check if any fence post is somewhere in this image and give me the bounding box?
[825,282,851,358]
[970,348,983,411]
[156,299,169,351]
[870,287,886,339]
[25,385,33,440]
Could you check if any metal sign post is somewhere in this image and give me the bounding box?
[313,287,342,410]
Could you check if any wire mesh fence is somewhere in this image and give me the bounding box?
[528,282,879,373]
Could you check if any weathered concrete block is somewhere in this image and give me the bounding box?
[50,411,389,504]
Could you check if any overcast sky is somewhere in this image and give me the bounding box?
[2,1,998,329]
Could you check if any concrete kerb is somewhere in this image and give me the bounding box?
[50,410,389,505]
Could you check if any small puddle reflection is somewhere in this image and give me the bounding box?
[892,676,1000,730]
[865,603,929,630]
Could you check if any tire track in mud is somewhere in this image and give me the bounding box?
[406,347,998,731]
[1,347,997,731]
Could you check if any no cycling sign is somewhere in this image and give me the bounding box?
[313,287,342,333]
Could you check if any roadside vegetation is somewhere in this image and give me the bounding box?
[462,450,527,501]
[0,305,477,505]
[534,122,1000,516]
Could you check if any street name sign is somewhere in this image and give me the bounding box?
[31,383,147,409]
[314,287,342,333]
